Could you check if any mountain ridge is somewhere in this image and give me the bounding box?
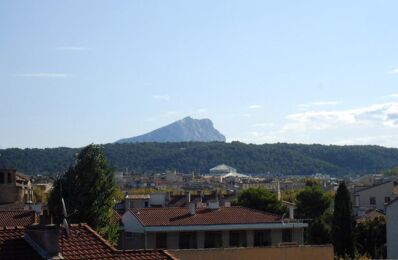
[1,142,398,176]
[115,117,226,143]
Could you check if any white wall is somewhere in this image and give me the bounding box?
[387,200,398,259]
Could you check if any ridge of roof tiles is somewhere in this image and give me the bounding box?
[129,206,281,226]
[0,224,176,260]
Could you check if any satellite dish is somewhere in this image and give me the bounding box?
[61,198,70,237]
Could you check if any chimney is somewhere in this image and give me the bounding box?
[288,205,295,219]
[208,200,220,210]
[189,203,196,215]
[24,224,61,259]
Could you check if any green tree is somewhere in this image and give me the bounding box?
[332,182,355,258]
[296,185,332,244]
[306,210,333,244]
[355,216,386,259]
[237,187,285,214]
[48,144,118,244]
[296,185,332,219]
[33,186,48,203]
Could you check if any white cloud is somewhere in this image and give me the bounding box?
[55,46,89,51]
[152,95,170,101]
[389,68,398,74]
[299,100,340,110]
[14,73,72,78]
[248,105,263,109]
[284,102,398,132]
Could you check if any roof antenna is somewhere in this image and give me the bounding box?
[60,184,70,237]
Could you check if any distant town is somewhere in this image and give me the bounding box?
[1,143,397,259]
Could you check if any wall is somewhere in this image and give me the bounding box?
[355,182,394,211]
[387,200,398,259]
[0,170,18,204]
[169,245,334,260]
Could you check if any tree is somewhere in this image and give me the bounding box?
[332,182,355,258]
[237,187,285,214]
[355,216,386,259]
[33,186,48,203]
[48,144,118,244]
[296,185,332,219]
[296,185,332,244]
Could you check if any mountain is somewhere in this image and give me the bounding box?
[1,143,398,176]
[115,117,226,143]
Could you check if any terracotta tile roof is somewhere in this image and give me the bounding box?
[0,211,36,227]
[111,209,122,226]
[0,227,41,260]
[0,224,175,260]
[130,206,281,226]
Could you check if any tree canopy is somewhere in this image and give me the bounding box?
[332,182,355,258]
[48,144,118,244]
[237,187,285,214]
[2,142,398,176]
[296,185,332,220]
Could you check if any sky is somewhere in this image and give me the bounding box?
[1,1,398,148]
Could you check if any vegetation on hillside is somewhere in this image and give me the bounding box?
[1,142,398,176]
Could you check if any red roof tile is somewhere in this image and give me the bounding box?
[0,224,175,260]
[130,206,281,226]
[0,211,36,227]
[0,227,41,260]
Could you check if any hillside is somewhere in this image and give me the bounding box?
[116,117,226,143]
[1,142,398,176]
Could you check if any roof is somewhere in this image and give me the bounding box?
[0,211,36,227]
[353,181,394,194]
[0,224,175,260]
[356,209,385,223]
[0,227,41,260]
[209,164,237,173]
[129,206,281,227]
[126,194,150,200]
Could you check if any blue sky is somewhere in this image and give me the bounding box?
[1,1,398,148]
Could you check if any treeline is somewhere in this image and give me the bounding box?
[1,142,398,176]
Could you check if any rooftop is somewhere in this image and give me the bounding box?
[130,206,281,227]
[0,224,175,260]
[0,210,36,227]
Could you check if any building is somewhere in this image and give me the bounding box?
[209,164,237,175]
[0,223,175,260]
[0,169,33,205]
[121,203,307,250]
[387,198,398,259]
[352,181,395,216]
[170,245,334,260]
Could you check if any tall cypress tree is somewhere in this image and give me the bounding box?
[48,144,118,244]
[332,182,355,257]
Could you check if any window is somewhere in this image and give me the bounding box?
[0,172,4,184]
[155,233,167,249]
[369,197,376,205]
[385,197,391,204]
[179,232,197,249]
[144,201,149,207]
[204,231,222,248]
[229,230,247,247]
[282,229,292,243]
[254,230,271,247]
[7,173,12,183]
